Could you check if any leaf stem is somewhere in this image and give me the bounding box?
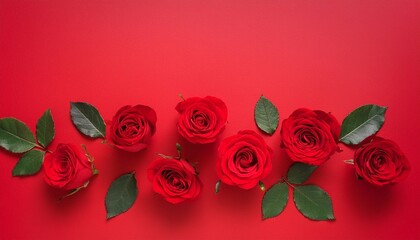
[258,181,266,191]
[60,181,89,200]
[34,145,52,153]
[178,93,185,101]
[215,180,221,194]
[344,159,355,165]
[281,177,296,189]
[156,153,173,159]
[176,143,182,159]
[81,144,95,163]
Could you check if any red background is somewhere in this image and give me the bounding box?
[1,1,419,239]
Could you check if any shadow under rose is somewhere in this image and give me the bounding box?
[106,145,153,174]
[41,177,95,216]
[214,184,263,217]
[178,137,221,170]
[342,166,398,219]
[143,191,202,229]
[137,134,210,230]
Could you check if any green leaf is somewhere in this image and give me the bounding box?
[254,95,279,135]
[339,104,387,145]
[0,118,37,153]
[105,172,138,220]
[262,182,289,220]
[70,102,106,138]
[287,163,317,184]
[12,150,45,176]
[293,185,335,221]
[36,109,55,148]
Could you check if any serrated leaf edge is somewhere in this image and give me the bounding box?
[36,109,55,148]
[105,172,138,220]
[339,105,387,142]
[262,182,289,220]
[255,96,279,135]
[0,117,38,153]
[70,102,106,138]
[293,185,335,221]
[12,150,45,176]
[287,163,318,185]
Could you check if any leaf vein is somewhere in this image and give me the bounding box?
[73,106,104,137]
[339,113,381,141]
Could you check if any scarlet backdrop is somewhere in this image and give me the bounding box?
[1,1,419,239]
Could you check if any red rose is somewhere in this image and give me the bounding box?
[354,137,410,186]
[43,144,95,190]
[216,130,272,189]
[108,105,157,152]
[280,108,340,165]
[147,157,202,204]
[176,96,228,144]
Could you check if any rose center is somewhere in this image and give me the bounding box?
[234,147,257,173]
[191,110,209,129]
[296,128,318,147]
[119,118,145,137]
[162,169,189,192]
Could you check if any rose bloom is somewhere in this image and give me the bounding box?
[147,157,202,204]
[108,105,157,152]
[280,108,340,165]
[176,96,228,144]
[43,144,95,190]
[216,130,272,189]
[354,137,410,186]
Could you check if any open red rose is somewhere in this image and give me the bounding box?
[43,144,95,190]
[108,105,157,152]
[176,96,228,144]
[216,130,272,189]
[147,157,202,204]
[354,137,410,186]
[280,108,340,165]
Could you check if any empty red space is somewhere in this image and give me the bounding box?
[0,1,419,239]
